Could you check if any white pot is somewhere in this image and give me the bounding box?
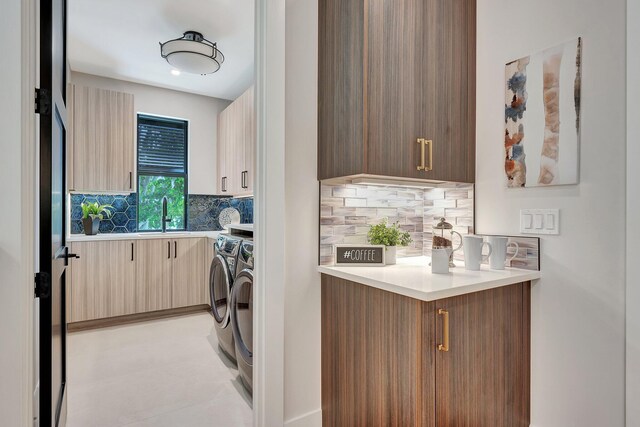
[385,246,397,265]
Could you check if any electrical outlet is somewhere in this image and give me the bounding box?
[520,209,559,235]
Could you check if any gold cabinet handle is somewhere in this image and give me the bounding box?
[425,140,433,171]
[417,138,426,171]
[437,308,449,352]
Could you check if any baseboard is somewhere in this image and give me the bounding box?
[284,409,322,427]
[68,305,210,332]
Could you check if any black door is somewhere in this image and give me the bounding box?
[37,0,72,425]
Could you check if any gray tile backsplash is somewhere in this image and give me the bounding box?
[319,183,475,265]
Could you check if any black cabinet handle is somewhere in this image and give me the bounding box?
[241,171,249,189]
[174,241,177,258]
[222,177,227,192]
[167,241,171,259]
[129,171,133,189]
[131,242,134,261]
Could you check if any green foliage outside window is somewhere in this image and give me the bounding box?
[138,175,185,231]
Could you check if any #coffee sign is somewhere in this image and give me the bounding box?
[335,245,385,266]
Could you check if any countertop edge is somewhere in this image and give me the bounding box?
[318,265,541,302]
[67,231,222,242]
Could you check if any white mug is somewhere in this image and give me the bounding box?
[431,248,451,274]
[463,235,492,271]
[487,236,519,270]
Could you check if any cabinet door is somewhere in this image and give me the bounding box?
[172,238,207,308]
[434,283,530,426]
[238,86,255,196]
[135,239,173,312]
[366,0,476,182]
[217,107,229,194]
[68,240,136,322]
[71,85,135,192]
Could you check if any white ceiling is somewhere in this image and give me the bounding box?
[68,0,254,100]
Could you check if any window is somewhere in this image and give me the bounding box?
[137,114,188,231]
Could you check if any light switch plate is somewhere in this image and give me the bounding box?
[520,209,560,235]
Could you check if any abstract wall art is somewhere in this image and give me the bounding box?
[505,38,582,187]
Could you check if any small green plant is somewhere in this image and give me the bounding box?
[81,202,114,220]
[367,218,412,247]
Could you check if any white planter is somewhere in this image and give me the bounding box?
[385,246,397,265]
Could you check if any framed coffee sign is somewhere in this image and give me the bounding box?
[335,244,386,266]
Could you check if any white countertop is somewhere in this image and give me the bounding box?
[318,256,541,302]
[67,231,222,242]
[224,223,254,232]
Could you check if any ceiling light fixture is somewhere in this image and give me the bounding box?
[160,31,224,75]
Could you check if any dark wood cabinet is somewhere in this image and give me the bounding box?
[318,0,476,183]
[321,275,530,427]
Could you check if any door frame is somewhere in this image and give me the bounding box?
[253,0,286,426]
[16,0,287,425]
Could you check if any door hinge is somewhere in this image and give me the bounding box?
[34,272,51,298]
[34,88,51,115]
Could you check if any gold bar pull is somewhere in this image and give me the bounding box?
[437,308,449,352]
[425,140,433,171]
[417,138,426,171]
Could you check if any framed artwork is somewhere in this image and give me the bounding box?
[505,38,582,187]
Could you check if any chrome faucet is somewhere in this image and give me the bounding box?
[161,196,171,233]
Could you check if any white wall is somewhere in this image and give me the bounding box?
[283,0,322,425]
[477,0,626,425]
[70,72,231,195]
[627,0,639,424]
[0,0,31,425]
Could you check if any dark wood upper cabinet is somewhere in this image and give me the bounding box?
[318,0,476,183]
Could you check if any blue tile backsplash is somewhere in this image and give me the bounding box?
[70,193,253,234]
[187,195,253,231]
[70,194,137,234]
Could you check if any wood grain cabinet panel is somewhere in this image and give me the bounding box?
[68,84,135,192]
[217,86,255,196]
[135,239,173,312]
[69,240,136,322]
[318,0,476,183]
[321,275,530,427]
[172,238,208,308]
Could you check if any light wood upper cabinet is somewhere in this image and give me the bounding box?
[172,238,208,308]
[68,240,136,322]
[318,0,476,183]
[135,238,173,313]
[217,85,255,196]
[68,83,135,192]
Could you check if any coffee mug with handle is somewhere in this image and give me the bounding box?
[487,236,519,270]
[463,235,492,271]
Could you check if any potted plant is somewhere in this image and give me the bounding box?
[367,218,412,265]
[81,202,113,236]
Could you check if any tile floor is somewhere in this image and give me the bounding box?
[66,312,252,427]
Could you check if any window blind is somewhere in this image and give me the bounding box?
[137,115,187,175]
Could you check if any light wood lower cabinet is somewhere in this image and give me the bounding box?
[68,237,209,324]
[321,275,530,427]
[172,238,208,308]
[135,239,173,312]
[69,240,136,322]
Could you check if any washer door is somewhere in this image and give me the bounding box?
[230,269,253,364]
[209,254,232,327]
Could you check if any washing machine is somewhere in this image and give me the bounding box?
[210,235,243,363]
[230,240,254,394]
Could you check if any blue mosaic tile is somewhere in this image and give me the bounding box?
[187,195,254,231]
[112,226,128,233]
[126,220,137,233]
[97,194,115,205]
[112,197,128,211]
[71,205,83,221]
[99,220,114,233]
[125,206,137,220]
[83,196,98,205]
[112,212,128,227]
[71,220,83,234]
[126,193,137,206]
[70,194,84,205]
